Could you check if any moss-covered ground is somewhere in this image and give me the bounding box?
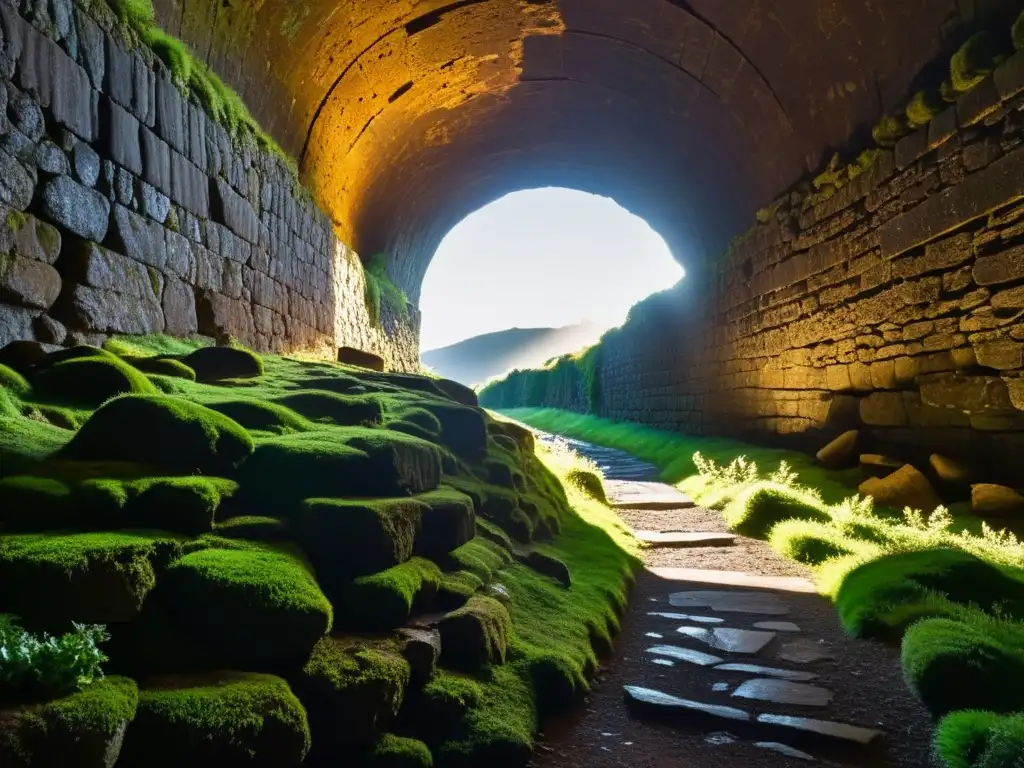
[500,407,1024,768]
[0,337,637,766]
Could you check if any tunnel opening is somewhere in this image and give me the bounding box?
[417,187,684,387]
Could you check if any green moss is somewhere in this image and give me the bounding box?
[333,557,442,631]
[207,398,311,433]
[33,356,158,407]
[213,515,290,542]
[82,475,238,534]
[0,676,139,767]
[768,519,856,565]
[847,149,886,180]
[5,209,28,233]
[906,89,944,128]
[182,345,264,381]
[292,637,410,751]
[937,711,1024,768]
[445,538,512,584]
[58,394,254,476]
[439,570,485,607]
[872,114,909,147]
[564,468,606,503]
[902,617,1024,716]
[438,595,511,671]
[44,345,119,365]
[161,542,333,666]
[951,32,1002,93]
[415,487,476,558]
[0,414,75,476]
[367,735,433,768]
[0,363,30,397]
[0,475,77,532]
[117,672,311,768]
[364,254,409,327]
[722,482,831,538]
[421,402,487,458]
[0,387,20,418]
[0,532,174,629]
[105,334,210,358]
[127,356,197,380]
[274,390,383,425]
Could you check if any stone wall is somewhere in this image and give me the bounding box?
[526,50,1024,482]
[0,0,418,370]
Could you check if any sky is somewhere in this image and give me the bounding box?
[419,188,684,352]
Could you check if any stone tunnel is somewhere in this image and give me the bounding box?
[1,0,1023,473]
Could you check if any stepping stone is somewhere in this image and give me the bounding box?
[754,742,815,761]
[714,663,818,682]
[659,569,816,593]
[624,686,750,724]
[777,638,835,664]
[647,644,723,666]
[732,679,833,707]
[757,714,883,747]
[677,626,776,654]
[605,481,695,510]
[648,612,725,624]
[712,682,731,692]
[669,590,792,615]
[755,621,801,632]
[651,658,676,667]
[637,531,736,548]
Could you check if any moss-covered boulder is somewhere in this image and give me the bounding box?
[159,542,333,666]
[444,538,512,584]
[213,515,290,542]
[414,488,476,558]
[0,413,74,476]
[0,532,170,629]
[0,676,139,768]
[333,558,441,631]
[480,489,534,543]
[34,357,158,406]
[295,497,422,587]
[117,673,310,768]
[291,637,410,753]
[42,345,118,366]
[0,363,30,397]
[0,475,77,532]
[181,346,264,381]
[422,403,487,458]
[58,395,254,476]
[486,419,535,453]
[438,595,511,671]
[0,340,50,375]
[237,428,442,507]
[901,617,1024,716]
[723,482,831,538]
[82,476,238,535]
[206,399,310,433]
[517,550,571,588]
[365,735,433,768]
[564,468,606,503]
[126,357,196,380]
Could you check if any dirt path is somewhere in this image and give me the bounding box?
[528,434,938,768]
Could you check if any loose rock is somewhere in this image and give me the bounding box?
[859,464,943,512]
[816,430,859,468]
[930,454,974,485]
[971,484,1024,517]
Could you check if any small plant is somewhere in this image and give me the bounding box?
[363,254,409,327]
[872,114,909,147]
[950,31,1003,93]
[905,89,944,128]
[0,617,110,700]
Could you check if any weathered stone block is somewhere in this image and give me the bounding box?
[994,49,1024,100]
[0,214,61,265]
[991,285,1024,310]
[973,244,1024,286]
[72,140,101,187]
[973,339,1023,371]
[859,392,907,426]
[892,233,972,280]
[0,255,60,309]
[106,205,167,270]
[196,290,253,343]
[34,138,69,176]
[170,151,209,217]
[162,276,197,336]
[211,179,259,244]
[155,75,186,155]
[41,175,109,241]
[870,359,897,390]
[73,7,104,89]
[918,373,1013,412]
[164,229,196,281]
[0,302,39,347]
[0,148,36,210]
[895,126,929,169]
[141,126,171,194]
[139,181,170,224]
[956,77,1000,127]
[101,98,142,175]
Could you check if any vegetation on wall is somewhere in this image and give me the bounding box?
[363,254,410,328]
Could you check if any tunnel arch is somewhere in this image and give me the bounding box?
[149,0,1013,300]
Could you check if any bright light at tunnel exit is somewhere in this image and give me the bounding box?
[419,188,685,353]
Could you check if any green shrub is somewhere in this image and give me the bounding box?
[901,617,1024,716]
[58,395,254,476]
[128,357,196,380]
[0,475,77,532]
[367,735,433,768]
[768,519,856,565]
[33,357,158,406]
[951,32,1002,93]
[0,532,170,629]
[117,672,310,768]
[438,595,511,671]
[722,482,831,538]
[292,637,410,750]
[0,676,139,767]
[564,468,606,503]
[273,390,383,425]
[160,542,332,666]
[207,398,311,433]
[237,428,442,507]
[333,557,441,631]
[0,617,110,700]
[937,710,1024,768]
[906,88,944,127]
[182,346,264,381]
[0,363,30,396]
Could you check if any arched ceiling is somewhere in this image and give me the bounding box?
[150,0,1012,301]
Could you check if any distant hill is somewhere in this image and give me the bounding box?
[421,322,603,387]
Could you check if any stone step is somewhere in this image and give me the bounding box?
[636,531,736,548]
[657,571,816,594]
[605,480,696,510]
[732,679,834,707]
[667,589,792,615]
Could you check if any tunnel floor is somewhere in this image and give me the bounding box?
[528,435,937,768]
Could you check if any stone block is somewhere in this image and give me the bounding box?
[918,373,1012,412]
[73,7,104,88]
[927,106,957,150]
[973,243,1024,286]
[186,103,207,171]
[106,205,166,270]
[162,276,197,336]
[72,140,101,187]
[33,314,66,345]
[194,245,223,291]
[973,339,1023,371]
[41,175,109,241]
[155,75,186,155]
[859,392,908,427]
[0,302,39,347]
[101,98,142,175]
[139,181,170,224]
[991,285,1024,310]
[141,126,171,194]
[0,255,60,309]
[891,233,972,279]
[994,49,1024,101]
[211,179,259,244]
[0,148,36,210]
[34,138,69,176]
[222,260,243,299]
[170,151,209,217]
[878,148,1024,259]
[894,356,918,387]
[165,229,196,281]
[824,364,851,391]
[870,359,896,389]
[0,214,61,265]
[894,126,929,169]
[956,77,1000,127]
[196,290,254,343]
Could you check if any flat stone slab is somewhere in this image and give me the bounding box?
[606,480,695,510]
[714,663,818,682]
[757,714,883,746]
[677,626,776,654]
[657,571,816,594]
[777,638,836,664]
[637,531,736,548]
[755,621,801,632]
[668,590,792,615]
[732,679,834,707]
[624,686,750,724]
[754,742,815,761]
[648,611,724,624]
[647,644,724,667]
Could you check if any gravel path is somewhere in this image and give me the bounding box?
[527,435,938,768]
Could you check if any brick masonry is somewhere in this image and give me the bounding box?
[0,0,417,371]
[518,51,1024,482]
